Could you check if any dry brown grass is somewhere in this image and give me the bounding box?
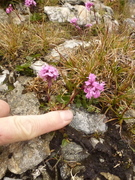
[0,21,71,61]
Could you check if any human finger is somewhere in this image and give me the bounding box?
[0,100,10,117]
[0,110,73,145]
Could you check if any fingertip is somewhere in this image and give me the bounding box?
[59,110,73,124]
[0,100,10,117]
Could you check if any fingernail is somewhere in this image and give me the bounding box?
[60,110,73,122]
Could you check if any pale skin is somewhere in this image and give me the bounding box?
[0,100,73,145]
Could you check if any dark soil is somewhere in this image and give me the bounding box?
[3,121,135,180]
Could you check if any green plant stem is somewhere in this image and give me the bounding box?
[62,89,79,110]
[47,81,52,102]
[14,9,22,22]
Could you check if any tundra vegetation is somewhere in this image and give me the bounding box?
[0,0,134,127]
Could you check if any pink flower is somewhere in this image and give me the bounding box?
[75,25,81,30]
[88,73,96,83]
[70,17,78,25]
[85,1,94,10]
[24,0,36,7]
[70,17,81,30]
[6,4,13,14]
[38,65,59,86]
[84,73,105,99]
[85,23,92,27]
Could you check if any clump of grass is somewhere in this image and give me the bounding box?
[104,0,128,14]
[0,23,25,60]
[27,27,135,121]
[104,0,131,21]
[46,27,134,119]
[0,21,71,65]
[36,0,59,7]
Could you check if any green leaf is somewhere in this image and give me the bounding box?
[129,145,135,153]
[56,94,70,105]
[61,139,69,147]
[26,56,34,61]
[131,128,135,135]
[15,63,34,76]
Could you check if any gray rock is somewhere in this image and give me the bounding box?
[0,84,8,92]
[16,76,33,86]
[103,14,119,32]
[0,93,8,103]
[60,0,83,5]
[30,60,47,75]
[45,39,91,63]
[8,11,28,25]
[0,70,9,84]
[44,6,74,23]
[44,1,117,31]
[72,165,85,176]
[31,165,52,180]
[44,3,101,25]
[0,135,53,178]
[124,109,135,125]
[60,163,71,179]
[124,18,135,28]
[73,4,101,25]
[0,69,9,92]
[70,108,107,134]
[7,134,53,174]
[61,142,89,162]
[60,162,85,180]
[0,151,9,179]
[94,2,114,15]
[0,8,9,23]
[8,3,30,25]
[90,137,100,148]
[6,81,40,115]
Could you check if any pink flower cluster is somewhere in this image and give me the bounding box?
[70,17,92,29]
[6,4,13,14]
[84,73,105,99]
[70,17,81,30]
[85,1,94,10]
[24,0,36,7]
[38,65,59,84]
[70,17,77,24]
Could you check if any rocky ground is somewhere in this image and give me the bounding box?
[0,0,135,180]
[0,83,135,180]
